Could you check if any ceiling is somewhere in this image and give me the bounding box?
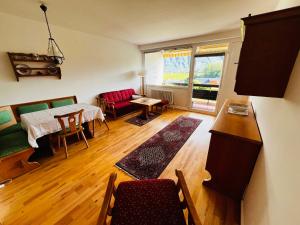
[0,0,279,45]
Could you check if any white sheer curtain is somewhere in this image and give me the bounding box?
[144,51,164,85]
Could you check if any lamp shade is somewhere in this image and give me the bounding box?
[136,70,145,77]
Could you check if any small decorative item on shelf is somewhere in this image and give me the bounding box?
[7,52,62,81]
[15,64,31,76]
[47,65,59,75]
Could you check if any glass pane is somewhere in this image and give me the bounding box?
[194,55,225,86]
[162,49,191,86]
[192,54,225,112]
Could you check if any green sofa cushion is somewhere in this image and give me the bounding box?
[0,131,30,158]
[0,110,12,125]
[51,98,75,108]
[18,103,49,115]
[0,123,23,136]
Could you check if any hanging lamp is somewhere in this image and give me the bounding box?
[40,4,65,65]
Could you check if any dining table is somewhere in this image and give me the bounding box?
[21,103,105,149]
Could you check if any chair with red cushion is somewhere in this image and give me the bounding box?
[97,170,202,225]
[155,99,170,112]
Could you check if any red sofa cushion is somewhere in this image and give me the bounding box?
[114,101,131,109]
[111,179,186,225]
[102,91,122,103]
[120,89,135,101]
[101,89,135,103]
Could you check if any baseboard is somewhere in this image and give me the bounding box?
[241,200,245,225]
[171,105,217,116]
[172,105,189,111]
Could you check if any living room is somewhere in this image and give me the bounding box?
[0,0,299,225]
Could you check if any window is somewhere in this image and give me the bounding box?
[145,48,192,87]
[193,53,225,87]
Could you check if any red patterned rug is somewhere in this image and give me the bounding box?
[126,112,161,126]
[116,116,202,179]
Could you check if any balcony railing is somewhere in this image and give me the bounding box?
[192,83,219,100]
[161,82,219,101]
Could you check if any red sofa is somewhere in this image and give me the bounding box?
[99,89,141,119]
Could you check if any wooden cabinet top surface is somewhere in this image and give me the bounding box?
[210,99,262,144]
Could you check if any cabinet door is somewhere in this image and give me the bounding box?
[234,16,300,97]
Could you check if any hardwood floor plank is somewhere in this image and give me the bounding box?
[0,109,240,225]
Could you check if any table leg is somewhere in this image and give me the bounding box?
[138,106,149,120]
[103,120,109,130]
[145,106,149,119]
[93,119,95,137]
[83,122,93,139]
[48,134,56,155]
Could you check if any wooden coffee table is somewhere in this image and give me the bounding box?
[130,97,161,120]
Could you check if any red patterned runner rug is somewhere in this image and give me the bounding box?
[116,116,202,179]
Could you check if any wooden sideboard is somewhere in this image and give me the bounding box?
[203,99,262,200]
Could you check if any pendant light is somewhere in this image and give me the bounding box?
[40,4,65,65]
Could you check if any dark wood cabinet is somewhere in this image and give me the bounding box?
[203,100,262,200]
[234,6,300,97]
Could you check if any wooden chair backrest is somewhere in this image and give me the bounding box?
[54,109,83,135]
[175,169,202,225]
[9,96,77,122]
[97,170,202,225]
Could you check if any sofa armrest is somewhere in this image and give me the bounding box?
[131,94,144,100]
[106,101,115,109]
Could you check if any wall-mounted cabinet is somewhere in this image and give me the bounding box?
[234,6,300,98]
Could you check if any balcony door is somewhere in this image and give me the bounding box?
[190,50,226,114]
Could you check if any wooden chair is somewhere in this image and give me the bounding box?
[154,99,169,113]
[54,109,89,158]
[97,169,202,225]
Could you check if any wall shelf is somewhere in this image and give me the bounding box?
[7,52,62,81]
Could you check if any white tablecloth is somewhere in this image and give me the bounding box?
[21,103,105,148]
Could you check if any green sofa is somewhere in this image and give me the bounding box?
[0,106,40,182]
[0,96,77,182]
[0,102,52,156]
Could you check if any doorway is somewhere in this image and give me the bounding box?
[190,44,227,113]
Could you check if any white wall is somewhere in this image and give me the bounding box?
[216,39,248,111]
[0,13,142,106]
[243,53,300,225]
[143,36,247,112]
[243,1,300,224]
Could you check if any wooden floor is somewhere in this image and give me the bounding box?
[0,109,240,225]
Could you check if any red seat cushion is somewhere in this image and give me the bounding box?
[157,99,169,105]
[111,179,186,225]
[114,101,131,109]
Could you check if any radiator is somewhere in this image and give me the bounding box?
[149,89,174,105]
